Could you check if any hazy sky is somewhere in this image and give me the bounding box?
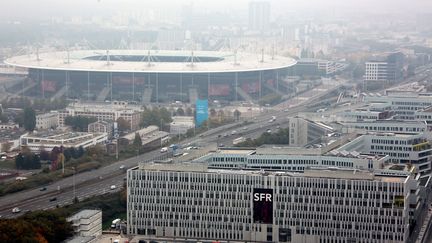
[1,0,432,21]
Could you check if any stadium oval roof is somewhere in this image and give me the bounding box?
[5,50,297,74]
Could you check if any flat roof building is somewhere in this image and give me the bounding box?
[127,162,420,243]
[67,209,102,237]
[20,131,108,152]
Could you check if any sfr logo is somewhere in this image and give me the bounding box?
[253,193,272,202]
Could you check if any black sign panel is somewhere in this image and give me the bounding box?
[253,188,273,224]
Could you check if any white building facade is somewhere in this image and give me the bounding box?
[335,132,432,177]
[67,209,102,237]
[127,163,419,243]
[36,112,59,130]
[59,103,141,130]
[20,132,108,152]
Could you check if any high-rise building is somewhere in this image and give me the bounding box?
[248,1,270,31]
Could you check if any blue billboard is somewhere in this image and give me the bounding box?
[195,99,208,127]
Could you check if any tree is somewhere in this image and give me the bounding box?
[77,146,85,158]
[1,142,12,152]
[234,109,241,121]
[64,116,97,132]
[23,107,36,131]
[40,149,50,161]
[176,108,185,116]
[15,153,25,169]
[209,108,217,117]
[186,107,193,116]
[116,117,130,132]
[133,133,142,148]
[15,152,41,169]
[21,211,73,242]
[140,107,173,129]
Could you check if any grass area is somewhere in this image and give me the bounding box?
[0,159,16,169]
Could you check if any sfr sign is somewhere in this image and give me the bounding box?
[253,188,273,224]
[254,193,272,202]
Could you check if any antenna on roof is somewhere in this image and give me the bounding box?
[260,48,264,63]
[65,46,70,64]
[233,50,239,66]
[272,44,275,60]
[106,50,111,66]
[36,47,40,61]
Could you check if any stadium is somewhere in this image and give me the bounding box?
[5,50,297,103]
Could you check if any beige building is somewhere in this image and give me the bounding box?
[36,112,59,130]
[67,209,102,237]
[170,116,194,135]
[59,103,141,130]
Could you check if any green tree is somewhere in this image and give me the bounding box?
[23,107,36,131]
[15,153,25,169]
[77,146,85,158]
[22,210,73,242]
[209,108,217,117]
[116,117,130,132]
[140,107,172,129]
[186,107,193,116]
[64,116,97,132]
[234,109,241,121]
[133,133,142,148]
[176,108,185,116]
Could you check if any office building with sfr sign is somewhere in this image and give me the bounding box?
[127,162,420,243]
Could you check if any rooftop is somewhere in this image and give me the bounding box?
[5,50,297,74]
[137,162,409,183]
[216,148,255,155]
[67,209,101,221]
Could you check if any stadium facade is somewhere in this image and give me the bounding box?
[5,50,296,103]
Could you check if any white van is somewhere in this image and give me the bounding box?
[160,147,168,153]
[110,185,116,190]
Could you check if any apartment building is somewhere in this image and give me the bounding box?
[364,92,432,120]
[335,132,432,177]
[127,162,419,243]
[35,111,59,130]
[59,103,141,130]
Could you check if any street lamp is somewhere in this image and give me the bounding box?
[73,167,76,202]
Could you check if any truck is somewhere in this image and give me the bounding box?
[111,218,121,228]
[233,137,246,145]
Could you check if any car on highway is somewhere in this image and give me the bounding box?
[160,147,168,153]
[49,197,57,202]
[119,165,125,170]
[110,185,117,190]
[40,187,47,191]
[12,207,21,213]
[266,129,272,133]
